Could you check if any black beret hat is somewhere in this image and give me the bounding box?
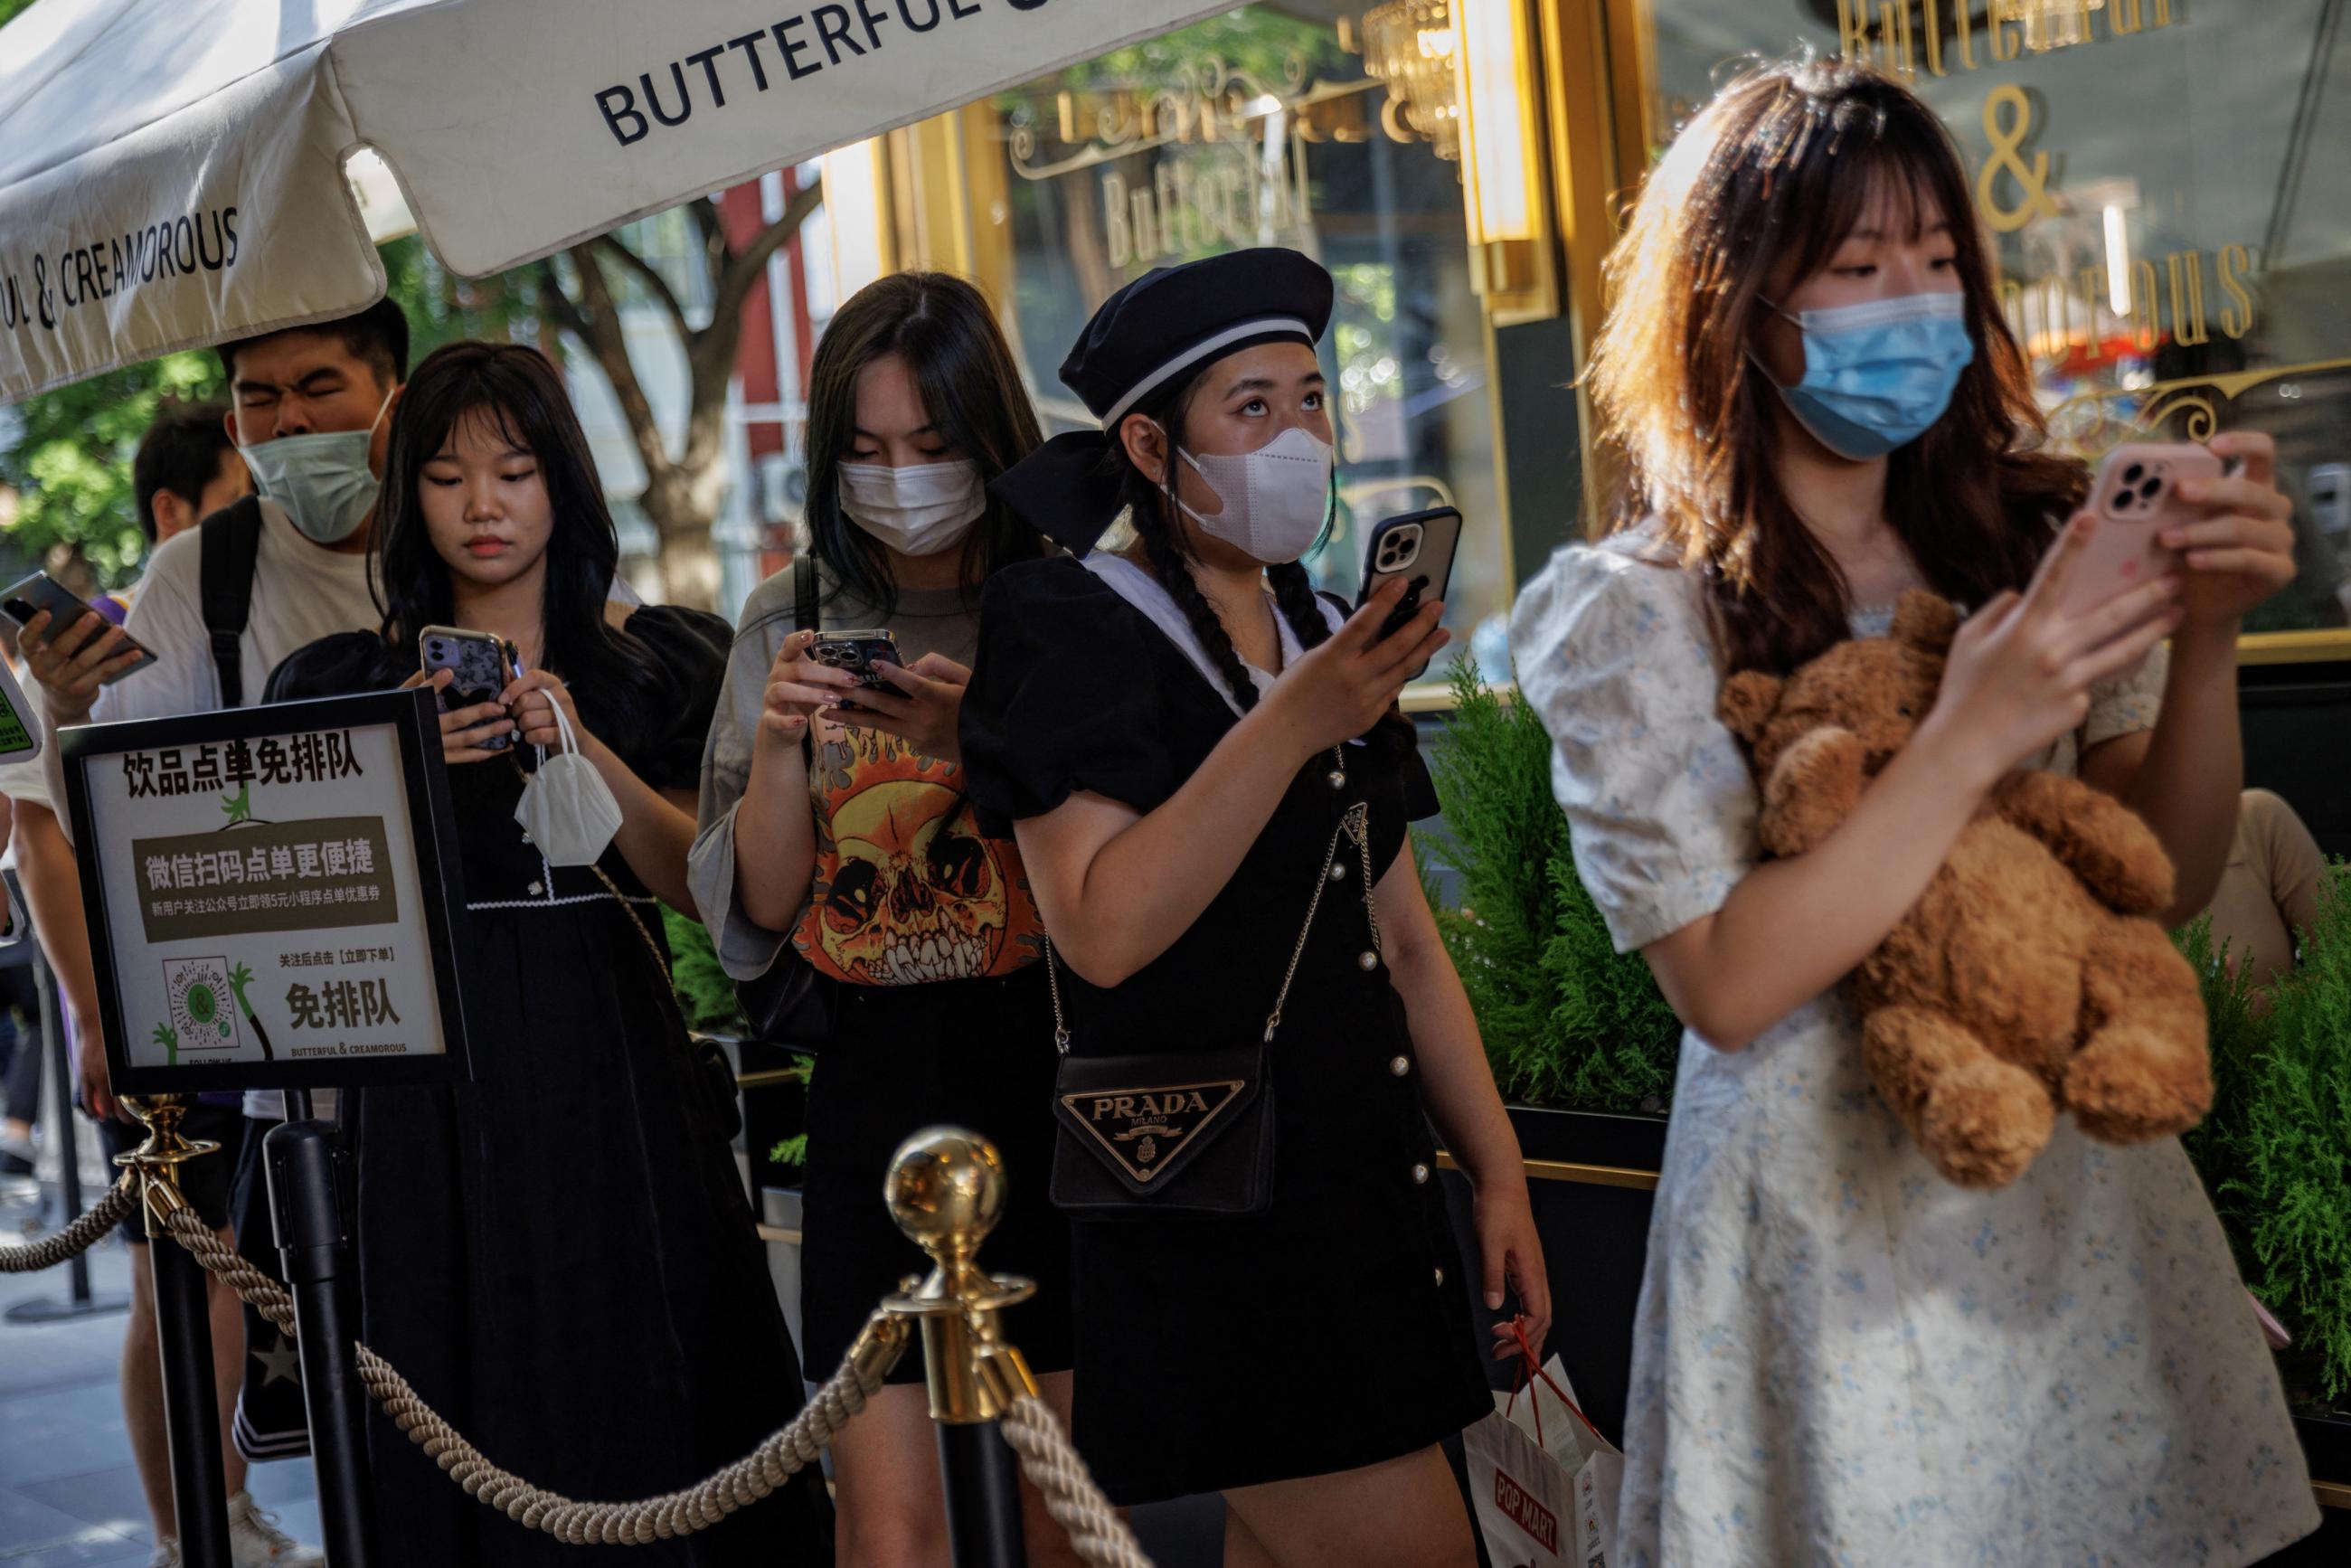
[1058,248,1335,425]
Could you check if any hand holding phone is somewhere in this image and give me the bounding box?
[4,572,157,712]
[420,626,517,756]
[808,629,902,713]
[1355,507,1463,644]
[2053,443,2221,619]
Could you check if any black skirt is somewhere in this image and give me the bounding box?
[349,897,830,1566]
[798,965,1074,1384]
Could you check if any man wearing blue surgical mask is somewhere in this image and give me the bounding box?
[20,302,418,1566]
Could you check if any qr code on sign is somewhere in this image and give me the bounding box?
[164,957,241,1053]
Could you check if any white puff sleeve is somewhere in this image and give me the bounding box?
[1507,539,1760,954]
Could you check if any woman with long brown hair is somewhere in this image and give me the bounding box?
[689,271,1079,1567]
[1509,59,2318,1565]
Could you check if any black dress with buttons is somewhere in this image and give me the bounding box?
[958,557,1487,1507]
[266,611,830,1566]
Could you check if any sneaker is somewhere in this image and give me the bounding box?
[147,1543,181,1568]
[226,1490,322,1566]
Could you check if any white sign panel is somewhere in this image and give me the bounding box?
[62,691,468,1094]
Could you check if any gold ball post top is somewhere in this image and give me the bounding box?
[885,1126,1007,1280]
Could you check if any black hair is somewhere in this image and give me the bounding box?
[1110,365,1335,713]
[217,298,411,392]
[131,401,237,543]
[373,340,666,742]
[802,272,1043,617]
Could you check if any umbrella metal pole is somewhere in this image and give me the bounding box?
[266,1115,375,1568]
[121,1096,232,1568]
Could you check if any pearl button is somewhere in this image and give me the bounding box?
[520,831,533,845]
[1357,950,1379,971]
[527,880,544,897]
[1433,1267,1445,1287]
[1389,1055,1410,1077]
[1411,1163,1430,1185]
[1326,769,1346,790]
[1328,862,1346,882]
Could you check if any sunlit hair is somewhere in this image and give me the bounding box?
[1587,55,2083,674]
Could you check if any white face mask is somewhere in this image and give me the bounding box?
[237,390,394,544]
[1175,425,1334,564]
[511,680,623,867]
[837,458,987,556]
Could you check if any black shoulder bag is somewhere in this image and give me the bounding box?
[734,554,841,1049]
[1047,760,1380,1218]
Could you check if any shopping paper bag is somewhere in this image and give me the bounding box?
[1575,1447,1625,1567]
[1497,1352,1611,1478]
[1466,1407,1573,1566]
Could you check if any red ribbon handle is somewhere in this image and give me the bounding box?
[1502,1317,1606,1450]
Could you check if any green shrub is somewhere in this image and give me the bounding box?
[2177,864,2351,1409]
[662,908,748,1037]
[1424,657,1681,1113]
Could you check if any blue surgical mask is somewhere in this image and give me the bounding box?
[238,390,394,544]
[1761,292,1973,460]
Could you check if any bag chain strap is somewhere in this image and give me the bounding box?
[1046,747,1380,1057]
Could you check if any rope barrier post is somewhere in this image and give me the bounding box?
[5,948,127,1323]
[880,1128,1039,1568]
[263,1113,375,1567]
[118,1094,233,1568]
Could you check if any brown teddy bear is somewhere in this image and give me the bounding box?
[1717,590,2212,1189]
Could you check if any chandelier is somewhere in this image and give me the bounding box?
[1362,0,1462,162]
[2015,0,2106,53]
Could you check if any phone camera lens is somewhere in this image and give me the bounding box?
[2121,462,2146,486]
[2113,490,2136,512]
[2139,477,2163,501]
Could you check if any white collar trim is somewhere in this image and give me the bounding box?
[1079,553,1342,720]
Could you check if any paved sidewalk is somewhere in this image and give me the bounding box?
[1,1165,322,1567]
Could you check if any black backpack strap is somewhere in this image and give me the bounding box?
[198,496,265,709]
[793,552,819,635]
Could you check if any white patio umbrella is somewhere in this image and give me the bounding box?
[0,0,1231,402]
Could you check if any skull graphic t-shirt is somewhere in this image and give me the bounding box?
[792,723,1044,986]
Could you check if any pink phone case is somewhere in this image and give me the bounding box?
[2055,442,2220,617]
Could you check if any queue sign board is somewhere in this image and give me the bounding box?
[61,689,471,1096]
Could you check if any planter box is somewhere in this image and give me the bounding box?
[1439,1103,2351,1550]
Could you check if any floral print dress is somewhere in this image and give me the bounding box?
[1509,529,2318,1568]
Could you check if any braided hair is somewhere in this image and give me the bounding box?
[1110,367,1335,713]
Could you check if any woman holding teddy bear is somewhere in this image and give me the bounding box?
[1509,58,2318,1568]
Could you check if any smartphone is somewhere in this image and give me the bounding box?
[0,572,156,683]
[2055,442,2225,618]
[0,657,40,765]
[1355,506,1463,642]
[809,629,901,688]
[420,625,517,751]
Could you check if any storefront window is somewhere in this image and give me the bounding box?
[981,4,1511,682]
[1636,0,2351,631]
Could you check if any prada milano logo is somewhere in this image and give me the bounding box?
[1062,1079,1246,1183]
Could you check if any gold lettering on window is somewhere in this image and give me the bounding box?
[2165,250,2209,347]
[2218,244,2257,340]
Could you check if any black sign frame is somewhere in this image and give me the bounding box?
[60,687,473,1097]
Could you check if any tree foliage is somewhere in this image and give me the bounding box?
[1423,657,1682,1113]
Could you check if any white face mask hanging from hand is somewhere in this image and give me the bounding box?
[512,678,623,867]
